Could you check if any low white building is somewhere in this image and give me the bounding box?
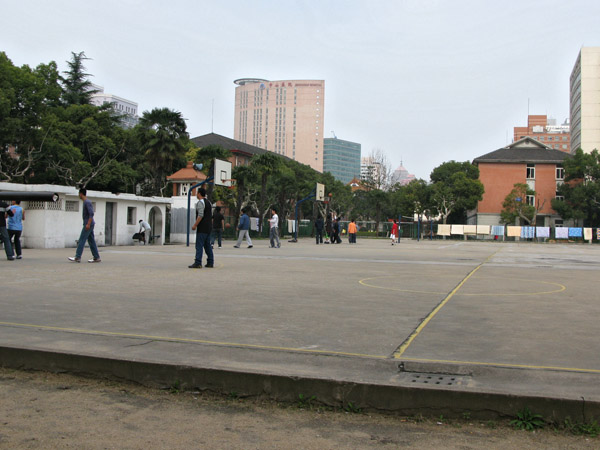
[0,182,170,249]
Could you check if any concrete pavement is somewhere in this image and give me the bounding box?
[1,238,599,420]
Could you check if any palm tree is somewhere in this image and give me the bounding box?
[137,108,188,196]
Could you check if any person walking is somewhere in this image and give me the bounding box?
[211,206,225,249]
[189,187,214,269]
[390,219,399,245]
[0,200,15,261]
[233,208,253,248]
[347,219,357,244]
[314,215,324,244]
[268,208,281,248]
[68,188,101,263]
[138,219,151,245]
[8,200,25,259]
[325,214,332,244]
[332,217,342,244]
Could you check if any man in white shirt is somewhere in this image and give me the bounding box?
[268,208,281,248]
[139,219,151,245]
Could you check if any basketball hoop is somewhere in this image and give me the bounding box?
[221,179,237,190]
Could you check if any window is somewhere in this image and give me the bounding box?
[555,191,564,201]
[127,207,136,225]
[526,164,535,179]
[526,195,535,206]
[556,166,565,180]
[65,200,79,212]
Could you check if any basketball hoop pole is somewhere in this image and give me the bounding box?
[290,189,316,243]
[186,177,213,247]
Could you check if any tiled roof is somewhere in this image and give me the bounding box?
[190,133,269,156]
[473,137,571,164]
[166,161,206,182]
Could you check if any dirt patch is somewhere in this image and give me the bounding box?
[0,368,597,449]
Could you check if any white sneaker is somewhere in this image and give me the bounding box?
[88,258,102,263]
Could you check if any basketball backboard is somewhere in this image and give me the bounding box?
[316,183,325,202]
[214,159,232,187]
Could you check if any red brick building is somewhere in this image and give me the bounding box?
[513,115,570,153]
[472,137,572,227]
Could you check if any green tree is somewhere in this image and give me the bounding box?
[500,182,544,225]
[230,164,257,226]
[429,161,484,224]
[60,51,97,106]
[250,152,282,227]
[430,160,479,183]
[431,172,484,224]
[0,53,62,181]
[137,107,189,196]
[551,149,600,226]
[399,179,431,218]
[31,104,134,190]
[367,189,388,236]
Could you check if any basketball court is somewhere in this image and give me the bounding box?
[1,237,599,418]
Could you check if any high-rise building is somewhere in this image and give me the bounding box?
[513,115,570,153]
[570,47,600,153]
[233,78,325,172]
[360,156,381,184]
[323,137,361,184]
[90,84,139,129]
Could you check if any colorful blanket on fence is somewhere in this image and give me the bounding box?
[476,225,490,235]
[536,227,550,238]
[506,226,521,237]
[520,226,535,238]
[437,224,451,236]
[555,227,569,239]
[451,225,464,235]
[491,225,504,236]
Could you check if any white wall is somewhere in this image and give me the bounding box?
[0,183,170,249]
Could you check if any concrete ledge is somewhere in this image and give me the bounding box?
[2,346,598,422]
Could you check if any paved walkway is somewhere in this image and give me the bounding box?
[1,238,599,419]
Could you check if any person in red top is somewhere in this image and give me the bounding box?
[390,219,399,246]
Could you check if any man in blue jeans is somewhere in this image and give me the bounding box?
[69,188,101,263]
[233,207,253,248]
[189,187,214,269]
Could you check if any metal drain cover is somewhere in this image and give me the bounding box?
[402,372,469,386]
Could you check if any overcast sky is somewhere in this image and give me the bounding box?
[3,0,599,180]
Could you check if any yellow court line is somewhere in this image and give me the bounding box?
[1,321,597,375]
[359,276,566,297]
[392,251,498,359]
[0,321,386,360]
[401,357,600,375]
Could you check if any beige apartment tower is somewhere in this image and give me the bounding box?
[233,78,325,172]
[570,47,600,153]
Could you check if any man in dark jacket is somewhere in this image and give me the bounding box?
[332,217,342,244]
[189,187,214,269]
[0,200,15,260]
[315,215,324,244]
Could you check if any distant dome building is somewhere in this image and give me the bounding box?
[390,163,415,186]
